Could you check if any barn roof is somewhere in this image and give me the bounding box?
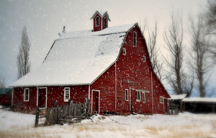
[182,97,216,103]
[0,88,12,95]
[11,23,137,87]
[169,94,187,100]
[90,11,111,21]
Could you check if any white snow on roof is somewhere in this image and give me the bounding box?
[169,94,187,100]
[182,97,216,103]
[11,23,136,87]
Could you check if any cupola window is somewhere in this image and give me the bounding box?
[96,16,100,26]
[104,17,107,28]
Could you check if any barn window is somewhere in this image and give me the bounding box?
[64,87,70,102]
[133,32,137,46]
[95,16,100,26]
[123,48,126,55]
[136,91,141,101]
[104,17,107,27]
[24,88,29,102]
[125,89,128,101]
[143,56,146,62]
[142,92,146,103]
[160,96,164,104]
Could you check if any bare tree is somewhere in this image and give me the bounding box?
[189,16,210,97]
[142,19,163,80]
[17,26,31,79]
[0,74,5,88]
[204,0,216,63]
[205,0,216,35]
[163,13,193,96]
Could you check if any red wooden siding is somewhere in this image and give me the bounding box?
[91,63,116,114]
[152,72,170,114]
[115,26,169,114]
[13,87,37,112]
[116,26,153,114]
[12,86,88,112]
[93,14,102,31]
[102,15,108,29]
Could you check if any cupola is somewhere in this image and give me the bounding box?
[90,11,111,32]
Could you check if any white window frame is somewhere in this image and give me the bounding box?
[123,48,126,55]
[142,92,146,103]
[64,87,70,102]
[160,96,164,104]
[133,32,137,47]
[136,91,141,102]
[24,88,29,102]
[143,56,146,62]
[95,16,100,27]
[125,89,128,101]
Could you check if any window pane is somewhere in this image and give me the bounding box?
[136,91,140,100]
[133,32,137,46]
[64,88,70,101]
[125,90,128,100]
[25,89,29,101]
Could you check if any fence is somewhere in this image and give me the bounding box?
[35,98,90,127]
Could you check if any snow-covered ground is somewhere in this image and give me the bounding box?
[0,109,216,138]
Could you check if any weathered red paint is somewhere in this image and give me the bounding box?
[12,24,170,114]
[93,14,102,31]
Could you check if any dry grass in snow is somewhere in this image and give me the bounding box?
[0,108,216,138]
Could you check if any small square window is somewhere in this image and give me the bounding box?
[64,87,70,102]
[160,96,164,104]
[143,56,146,62]
[136,91,141,101]
[24,88,29,102]
[142,92,146,103]
[125,89,128,101]
[123,48,126,55]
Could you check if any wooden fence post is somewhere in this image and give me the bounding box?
[35,106,39,127]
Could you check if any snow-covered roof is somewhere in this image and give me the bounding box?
[11,23,136,87]
[169,94,187,100]
[90,11,111,21]
[182,97,216,103]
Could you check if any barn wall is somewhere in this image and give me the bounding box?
[12,86,88,112]
[116,26,169,114]
[47,86,88,107]
[91,63,115,114]
[13,87,37,112]
[93,14,102,31]
[152,72,170,114]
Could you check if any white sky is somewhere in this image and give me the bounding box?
[1,0,215,96]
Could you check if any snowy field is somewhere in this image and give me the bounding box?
[0,108,216,138]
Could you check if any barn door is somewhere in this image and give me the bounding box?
[38,88,47,108]
[92,91,99,114]
[130,89,136,112]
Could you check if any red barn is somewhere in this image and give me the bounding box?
[11,11,170,114]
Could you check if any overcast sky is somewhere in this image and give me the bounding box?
[1,0,215,96]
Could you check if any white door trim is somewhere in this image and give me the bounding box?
[91,89,100,114]
[37,87,47,108]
